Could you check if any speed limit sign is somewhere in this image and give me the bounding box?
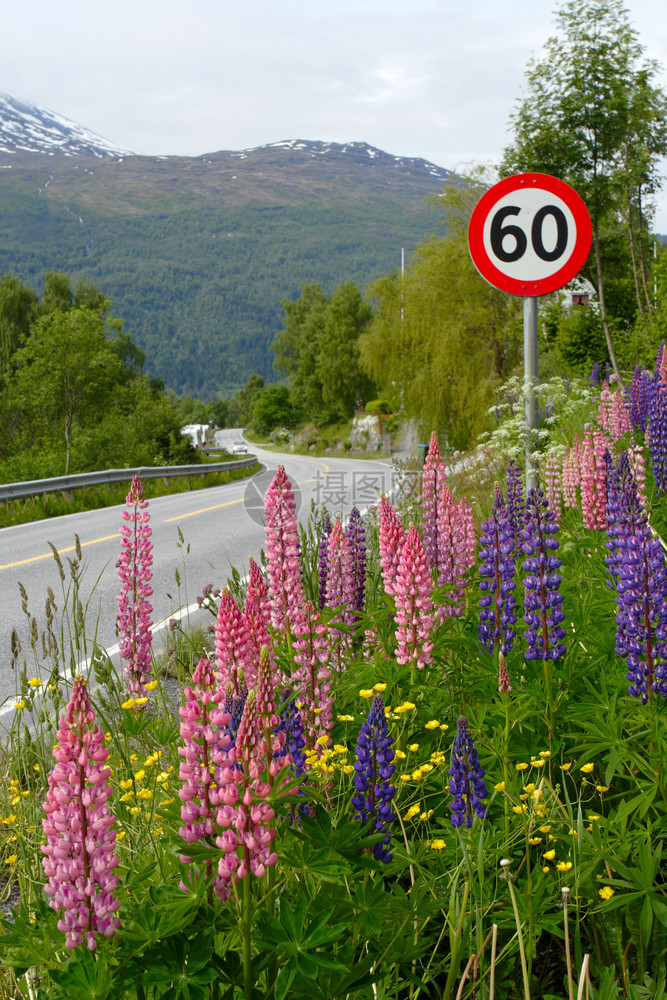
[468,173,592,296]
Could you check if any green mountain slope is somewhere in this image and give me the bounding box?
[0,141,453,398]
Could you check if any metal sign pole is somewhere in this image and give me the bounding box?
[523,295,539,491]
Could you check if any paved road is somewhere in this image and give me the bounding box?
[0,433,399,725]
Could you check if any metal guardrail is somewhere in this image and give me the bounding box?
[0,457,259,502]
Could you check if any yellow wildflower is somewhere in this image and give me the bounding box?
[134,769,146,781]
[134,697,148,707]
[129,806,141,815]
[580,763,595,774]
[28,678,42,688]
[531,759,545,768]
[144,680,159,691]
[116,831,126,842]
[539,825,552,833]
[120,792,135,802]
[14,700,25,711]
[539,751,551,758]
[373,682,387,692]
[529,837,542,845]
[119,779,133,791]
[121,698,136,710]
[5,855,18,865]
[137,789,153,800]
[316,735,330,747]
[337,715,355,722]
[359,689,374,699]
[588,814,601,822]
[408,744,420,752]
[395,750,406,760]
[596,785,609,793]
[543,850,556,860]
[440,724,449,731]
[420,810,434,821]
[523,783,535,794]
[599,886,615,900]
[403,805,421,821]
[556,861,573,872]
[429,839,446,850]
[561,763,572,771]
[494,781,506,792]
[425,720,440,730]
[513,805,527,814]
[516,762,528,771]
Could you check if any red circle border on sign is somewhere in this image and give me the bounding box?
[467,172,593,297]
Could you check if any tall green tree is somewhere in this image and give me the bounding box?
[359,177,522,449]
[272,282,375,424]
[0,276,38,373]
[501,0,667,380]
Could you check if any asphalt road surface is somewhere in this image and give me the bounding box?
[0,433,401,729]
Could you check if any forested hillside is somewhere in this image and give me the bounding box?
[0,138,454,398]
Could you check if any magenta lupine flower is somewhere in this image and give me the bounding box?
[41,675,120,950]
[178,658,232,892]
[458,496,477,571]
[422,432,448,570]
[215,588,254,693]
[293,601,334,744]
[581,431,609,530]
[325,516,357,626]
[116,474,153,694]
[562,443,580,510]
[264,465,306,635]
[378,495,406,597]
[346,506,367,614]
[213,690,281,899]
[246,557,272,632]
[435,486,469,618]
[394,526,434,670]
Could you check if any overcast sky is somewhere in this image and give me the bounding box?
[2,0,667,230]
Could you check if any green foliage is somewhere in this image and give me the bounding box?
[272,282,376,425]
[359,176,522,449]
[251,385,296,435]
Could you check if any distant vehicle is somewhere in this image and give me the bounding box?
[232,441,248,455]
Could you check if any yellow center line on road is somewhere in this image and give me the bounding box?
[0,533,121,571]
[0,460,334,569]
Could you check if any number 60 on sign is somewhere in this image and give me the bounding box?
[468,172,592,297]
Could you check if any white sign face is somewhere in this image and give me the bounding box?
[468,173,593,297]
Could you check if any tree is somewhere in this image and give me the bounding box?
[252,385,296,435]
[0,276,38,373]
[7,305,124,473]
[359,176,522,449]
[272,282,375,424]
[502,0,667,380]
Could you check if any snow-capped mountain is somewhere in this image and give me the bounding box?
[0,93,134,158]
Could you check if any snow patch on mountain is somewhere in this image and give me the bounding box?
[0,93,134,158]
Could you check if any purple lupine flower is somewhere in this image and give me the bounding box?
[275,690,307,776]
[647,374,667,496]
[448,716,488,828]
[590,361,600,386]
[351,694,396,863]
[521,488,566,662]
[627,366,651,434]
[346,506,367,614]
[610,465,667,703]
[478,485,517,657]
[318,512,332,610]
[505,460,525,559]
[116,475,153,694]
[41,675,121,950]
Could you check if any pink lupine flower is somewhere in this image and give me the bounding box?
[499,652,512,694]
[264,466,306,636]
[215,588,254,693]
[422,432,448,570]
[598,384,614,433]
[581,430,609,530]
[378,495,406,597]
[544,451,563,523]
[609,389,631,439]
[292,601,333,745]
[562,443,580,510]
[178,658,232,891]
[458,496,477,571]
[436,486,470,617]
[213,690,281,898]
[394,525,434,671]
[628,442,647,510]
[246,557,272,632]
[325,517,357,626]
[116,474,153,694]
[41,675,120,951]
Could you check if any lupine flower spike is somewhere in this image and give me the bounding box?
[378,495,406,597]
[346,506,367,614]
[448,716,488,828]
[116,474,154,694]
[351,694,396,862]
[478,485,517,657]
[394,525,435,672]
[42,675,121,950]
[292,601,334,745]
[264,465,307,636]
[215,588,254,693]
[422,432,448,571]
[522,488,566,662]
[318,512,332,610]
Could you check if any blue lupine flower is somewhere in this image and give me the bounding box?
[608,461,667,703]
[505,460,525,559]
[448,716,488,828]
[479,484,517,656]
[346,506,367,614]
[351,694,396,862]
[318,512,332,610]
[647,373,667,496]
[590,361,600,386]
[521,488,566,662]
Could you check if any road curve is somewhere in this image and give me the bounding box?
[0,432,401,722]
